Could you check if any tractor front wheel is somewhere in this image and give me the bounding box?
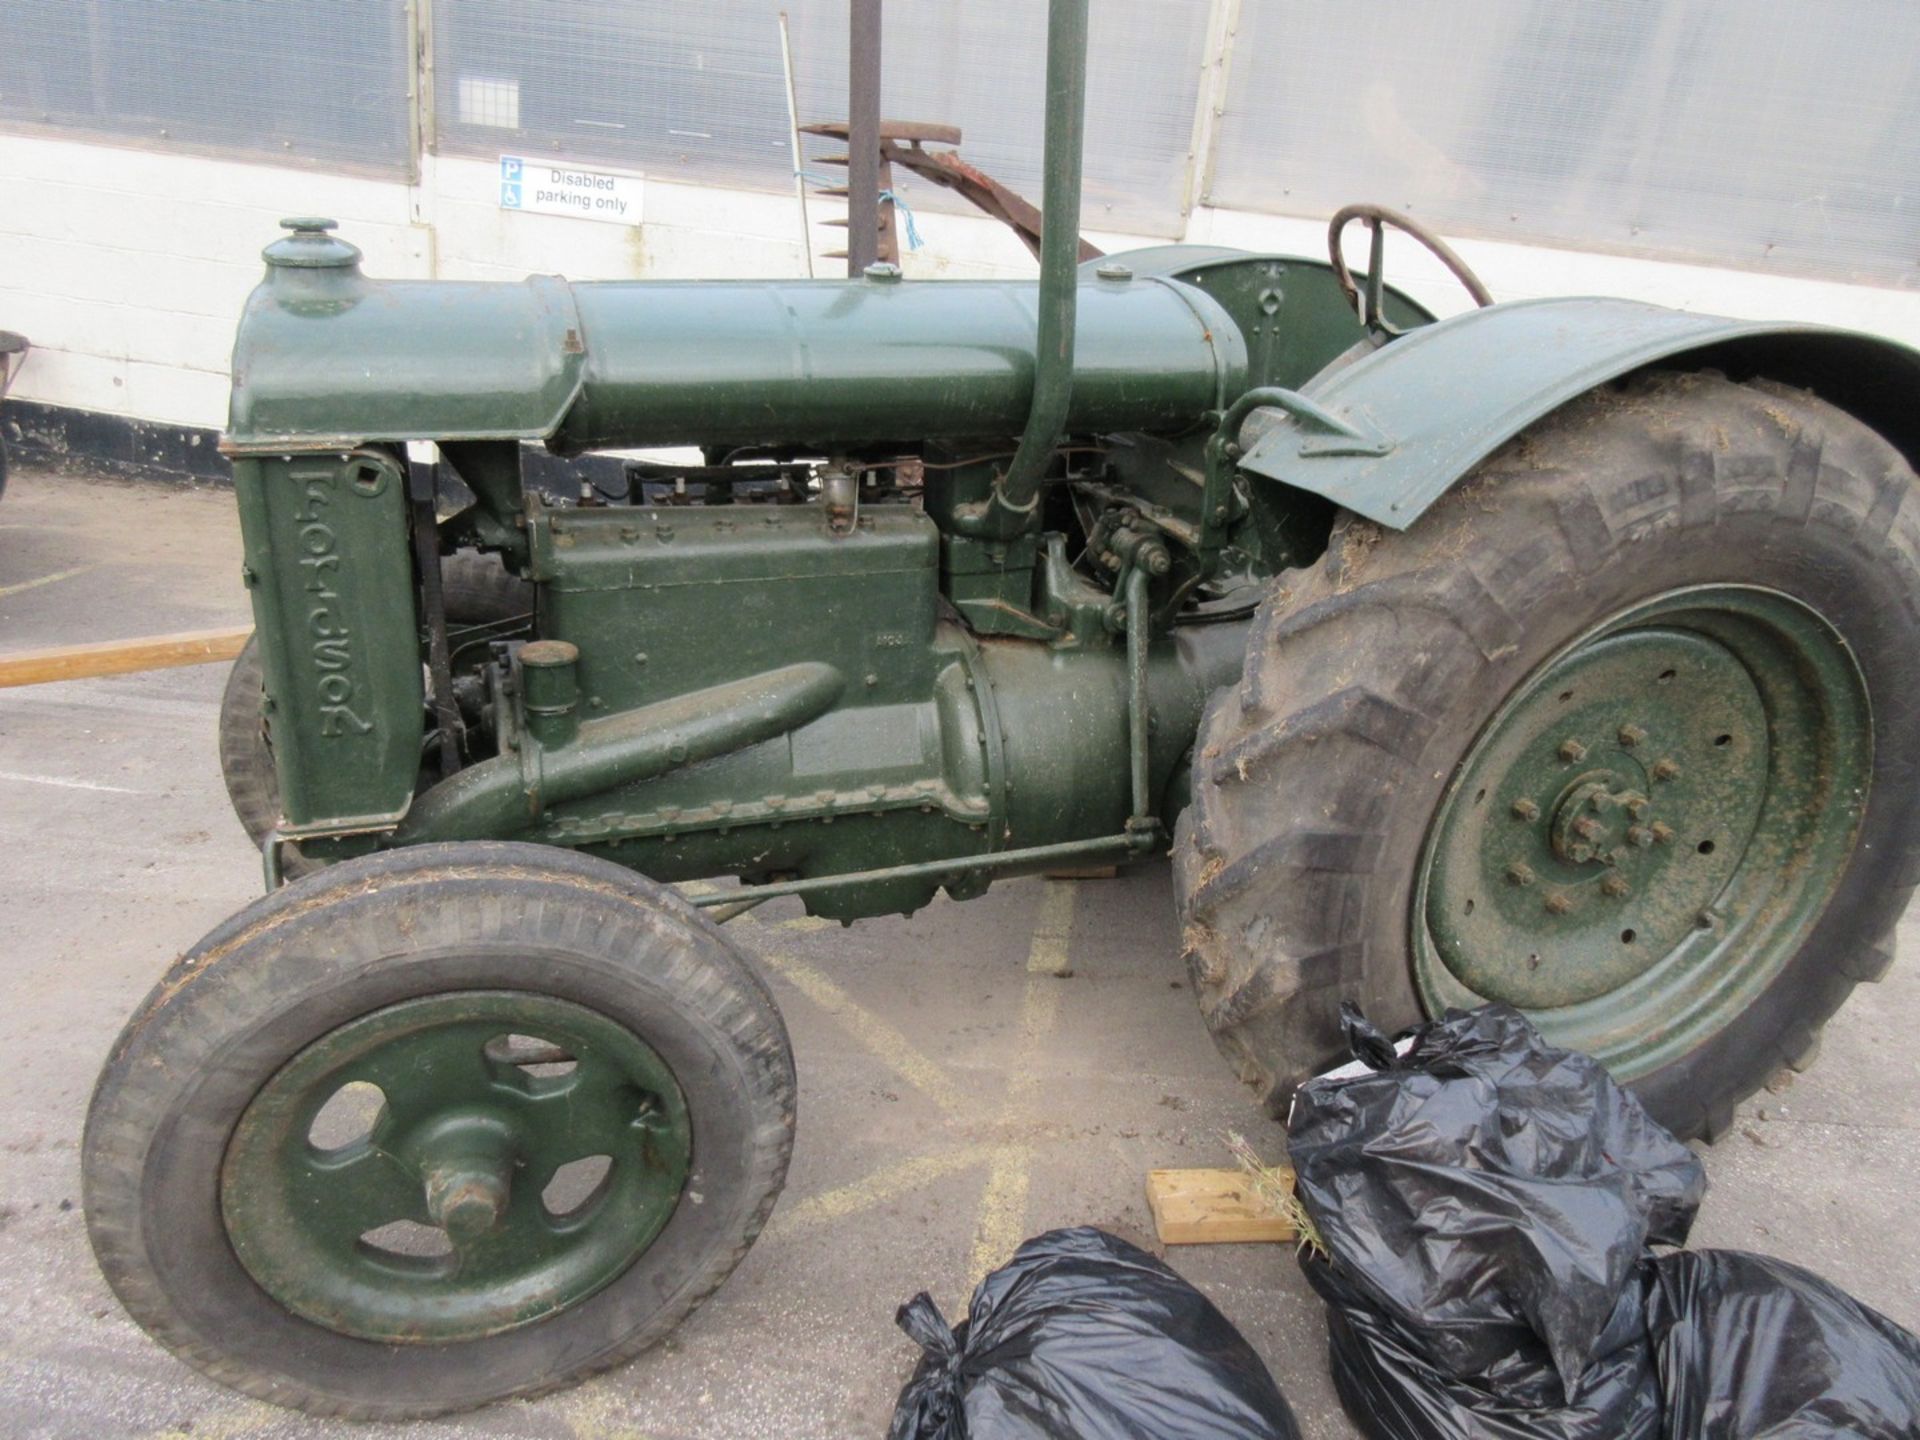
[82,843,794,1419]
[1176,372,1920,1139]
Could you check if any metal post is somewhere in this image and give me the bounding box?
[983,0,1088,527]
[1183,0,1242,218]
[778,13,816,278]
[846,0,882,275]
[1125,567,1151,825]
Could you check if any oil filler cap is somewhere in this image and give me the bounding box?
[263,216,363,271]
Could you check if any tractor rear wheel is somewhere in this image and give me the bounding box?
[1176,372,1920,1139]
[218,550,532,867]
[83,842,794,1418]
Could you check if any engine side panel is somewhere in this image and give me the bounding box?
[232,451,424,834]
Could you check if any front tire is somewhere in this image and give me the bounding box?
[1177,372,1920,1139]
[83,842,794,1419]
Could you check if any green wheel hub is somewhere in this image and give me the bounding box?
[221,991,692,1344]
[1415,586,1871,1077]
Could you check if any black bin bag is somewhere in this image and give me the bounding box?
[887,1226,1302,1440]
[1287,1003,1707,1440]
[1646,1248,1920,1439]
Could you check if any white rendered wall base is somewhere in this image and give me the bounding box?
[6,133,1920,436]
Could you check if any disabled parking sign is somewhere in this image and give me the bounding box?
[498,154,642,225]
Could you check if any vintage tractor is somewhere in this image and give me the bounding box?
[82,0,1920,1418]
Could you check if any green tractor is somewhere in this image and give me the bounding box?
[83,0,1920,1418]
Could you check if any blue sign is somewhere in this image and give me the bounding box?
[499,155,524,208]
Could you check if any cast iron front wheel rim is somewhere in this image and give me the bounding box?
[221,990,692,1344]
[1414,585,1871,1079]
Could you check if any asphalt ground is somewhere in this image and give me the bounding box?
[2,463,1916,1440]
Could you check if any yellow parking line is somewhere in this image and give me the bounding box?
[559,1384,665,1440]
[1026,881,1076,974]
[965,883,1076,1287]
[760,952,968,1119]
[0,563,94,601]
[768,1143,1005,1236]
[967,1141,1035,1292]
[143,1403,282,1440]
[774,914,837,932]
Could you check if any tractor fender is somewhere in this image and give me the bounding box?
[1233,296,1920,529]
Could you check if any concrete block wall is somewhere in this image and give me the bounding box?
[5,130,1920,438]
[0,136,426,431]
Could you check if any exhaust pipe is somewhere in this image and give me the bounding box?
[969,0,1089,534]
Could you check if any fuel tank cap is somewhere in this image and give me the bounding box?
[263,217,363,271]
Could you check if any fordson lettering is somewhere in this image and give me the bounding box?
[294,470,372,737]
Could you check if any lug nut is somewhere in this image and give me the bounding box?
[1601,873,1631,898]
[1506,861,1537,887]
[1511,798,1540,822]
[425,1166,509,1243]
[1650,821,1676,844]
[1624,796,1650,819]
[1618,724,1647,748]
[1545,893,1574,915]
[1652,758,1681,782]
[1559,739,1588,763]
[1572,817,1604,842]
[1627,825,1656,848]
[1588,791,1616,814]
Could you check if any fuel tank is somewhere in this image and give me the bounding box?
[223,220,1248,455]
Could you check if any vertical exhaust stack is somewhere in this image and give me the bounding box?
[846,0,883,275]
[970,0,1089,535]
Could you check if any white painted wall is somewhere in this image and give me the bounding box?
[7,131,1920,436]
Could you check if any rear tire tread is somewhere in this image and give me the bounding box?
[1178,372,1920,1135]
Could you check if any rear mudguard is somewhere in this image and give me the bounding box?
[1234,296,1920,529]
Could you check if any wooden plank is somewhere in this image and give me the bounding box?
[1146,1167,1296,1246]
[0,625,253,688]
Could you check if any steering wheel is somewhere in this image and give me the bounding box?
[1328,204,1494,338]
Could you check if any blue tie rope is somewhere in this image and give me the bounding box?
[795,170,925,252]
[879,189,924,251]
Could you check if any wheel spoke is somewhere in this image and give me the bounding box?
[279,1143,428,1251]
[221,990,695,1344]
[518,1065,669,1162]
[340,1027,504,1130]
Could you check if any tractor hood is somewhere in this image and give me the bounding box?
[223,220,1247,456]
